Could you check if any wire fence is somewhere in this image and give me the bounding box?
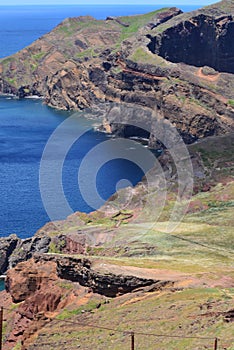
[1,306,233,350]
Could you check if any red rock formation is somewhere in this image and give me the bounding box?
[3,254,168,348]
[4,258,79,349]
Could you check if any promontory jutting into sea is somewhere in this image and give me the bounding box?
[1,5,196,239]
[0,3,233,239]
[0,4,201,239]
[0,1,233,349]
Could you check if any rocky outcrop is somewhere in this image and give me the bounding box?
[54,255,164,297]
[144,7,183,30]
[6,257,58,303]
[6,254,170,301]
[0,210,137,273]
[8,235,51,268]
[12,253,168,296]
[0,3,233,143]
[223,309,234,322]
[3,254,171,348]
[4,257,73,349]
[1,133,234,274]
[0,234,51,274]
[102,97,230,145]
[0,235,20,274]
[147,13,234,74]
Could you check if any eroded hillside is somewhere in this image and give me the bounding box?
[0,2,234,349]
[0,2,233,143]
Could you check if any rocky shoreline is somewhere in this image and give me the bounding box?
[0,2,233,144]
[0,2,234,349]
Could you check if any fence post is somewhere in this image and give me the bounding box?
[131,332,135,350]
[0,307,3,350]
[214,337,218,350]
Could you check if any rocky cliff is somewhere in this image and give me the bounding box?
[0,133,233,348]
[0,131,233,276]
[0,233,51,275]
[0,4,234,348]
[0,2,233,143]
[3,254,171,349]
[147,7,234,73]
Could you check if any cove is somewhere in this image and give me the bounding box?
[0,97,147,239]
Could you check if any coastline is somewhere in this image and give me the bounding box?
[0,2,233,349]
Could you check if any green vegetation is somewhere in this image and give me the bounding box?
[130,46,168,66]
[1,7,233,349]
[31,63,38,71]
[228,99,234,107]
[35,287,234,350]
[57,281,73,290]
[2,321,7,339]
[0,57,13,65]
[10,303,19,311]
[119,8,168,41]
[57,299,99,320]
[56,18,103,37]
[48,242,58,253]
[32,51,46,61]
[188,96,211,110]
[12,342,22,350]
[190,134,234,170]
[75,48,97,59]
[49,239,65,254]
[111,66,123,75]
[56,21,83,36]
[5,77,16,85]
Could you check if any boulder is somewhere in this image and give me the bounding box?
[0,234,20,274]
[8,235,51,269]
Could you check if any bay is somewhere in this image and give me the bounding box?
[0,97,149,238]
[0,4,199,239]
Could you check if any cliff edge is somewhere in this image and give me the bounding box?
[0,1,233,143]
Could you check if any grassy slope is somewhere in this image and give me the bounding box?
[0,5,233,348]
[21,134,233,350]
[32,288,234,350]
[2,168,233,349]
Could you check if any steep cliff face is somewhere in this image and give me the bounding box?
[3,254,170,349]
[0,235,20,275]
[0,234,51,274]
[147,14,234,74]
[0,2,233,143]
[1,137,233,348]
[4,257,75,349]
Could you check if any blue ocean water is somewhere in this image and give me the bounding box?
[0,5,198,58]
[0,97,149,238]
[0,280,4,291]
[0,5,198,239]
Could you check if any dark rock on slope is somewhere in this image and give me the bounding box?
[147,13,234,73]
[3,254,171,348]
[55,255,160,297]
[5,254,169,302]
[0,2,233,143]
[0,234,51,274]
[0,235,19,274]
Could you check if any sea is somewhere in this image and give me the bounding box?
[0,280,4,291]
[0,4,199,240]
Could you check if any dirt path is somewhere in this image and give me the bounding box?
[92,260,234,289]
[197,67,220,81]
[93,260,190,282]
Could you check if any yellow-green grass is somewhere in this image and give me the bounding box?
[33,287,234,350]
